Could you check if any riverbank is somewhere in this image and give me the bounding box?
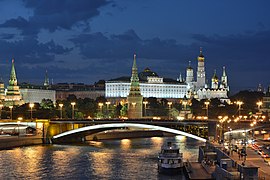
[0,136,43,150]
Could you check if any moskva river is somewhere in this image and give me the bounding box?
[0,136,204,179]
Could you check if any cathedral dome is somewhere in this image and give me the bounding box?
[138,67,158,81]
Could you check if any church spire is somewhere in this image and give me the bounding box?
[44,69,49,86]
[9,59,17,86]
[222,66,226,76]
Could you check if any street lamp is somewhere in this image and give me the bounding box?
[182,100,188,110]
[9,106,13,120]
[98,102,104,111]
[105,102,111,118]
[204,101,210,119]
[236,101,243,118]
[143,101,148,117]
[59,103,63,119]
[0,104,3,119]
[256,101,262,111]
[29,103,34,120]
[167,102,172,120]
[71,102,76,119]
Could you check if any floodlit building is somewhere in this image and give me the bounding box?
[106,49,229,101]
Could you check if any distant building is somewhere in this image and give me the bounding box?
[106,67,187,99]
[262,86,270,118]
[20,88,56,104]
[106,48,229,101]
[52,83,105,100]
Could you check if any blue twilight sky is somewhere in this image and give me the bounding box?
[0,0,269,93]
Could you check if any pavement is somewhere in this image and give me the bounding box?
[229,145,270,178]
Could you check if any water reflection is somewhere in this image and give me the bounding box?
[0,137,204,179]
[120,139,131,151]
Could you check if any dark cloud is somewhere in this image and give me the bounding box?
[70,29,191,60]
[191,30,270,71]
[0,33,15,40]
[0,0,110,35]
[0,36,71,64]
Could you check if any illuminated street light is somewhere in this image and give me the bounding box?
[0,104,3,119]
[182,100,188,110]
[204,101,210,119]
[143,101,148,116]
[236,101,243,118]
[98,102,104,117]
[59,103,63,119]
[105,102,111,118]
[167,102,172,119]
[9,106,13,120]
[29,103,34,119]
[256,101,262,111]
[71,102,76,119]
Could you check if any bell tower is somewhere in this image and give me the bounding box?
[196,48,206,89]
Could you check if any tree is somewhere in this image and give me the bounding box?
[40,99,54,109]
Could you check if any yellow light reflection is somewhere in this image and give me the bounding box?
[91,152,113,176]
[120,139,131,151]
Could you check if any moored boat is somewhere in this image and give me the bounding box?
[158,142,184,174]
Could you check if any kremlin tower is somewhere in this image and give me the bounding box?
[127,54,143,119]
[5,59,23,106]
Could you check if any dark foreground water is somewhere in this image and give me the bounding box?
[0,136,204,179]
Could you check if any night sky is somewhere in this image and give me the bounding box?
[0,0,269,94]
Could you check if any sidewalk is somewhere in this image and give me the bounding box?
[229,146,270,178]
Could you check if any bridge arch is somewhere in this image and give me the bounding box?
[52,123,207,142]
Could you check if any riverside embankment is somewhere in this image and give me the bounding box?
[0,136,43,150]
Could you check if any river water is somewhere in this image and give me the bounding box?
[0,136,204,179]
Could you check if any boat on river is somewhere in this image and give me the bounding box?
[158,142,184,174]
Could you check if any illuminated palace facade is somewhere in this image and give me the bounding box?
[105,49,229,101]
[106,70,187,99]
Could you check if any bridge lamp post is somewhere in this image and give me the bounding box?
[105,102,111,118]
[9,106,13,120]
[143,101,148,117]
[236,101,243,119]
[204,101,210,119]
[29,103,34,120]
[59,103,63,119]
[0,104,3,119]
[167,102,172,120]
[17,120,21,137]
[71,102,76,119]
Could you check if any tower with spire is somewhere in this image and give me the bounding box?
[44,69,49,87]
[196,48,206,90]
[220,66,229,90]
[5,59,23,106]
[186,61,194,83]
[211,70,219,89]
[127,54,143,119]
